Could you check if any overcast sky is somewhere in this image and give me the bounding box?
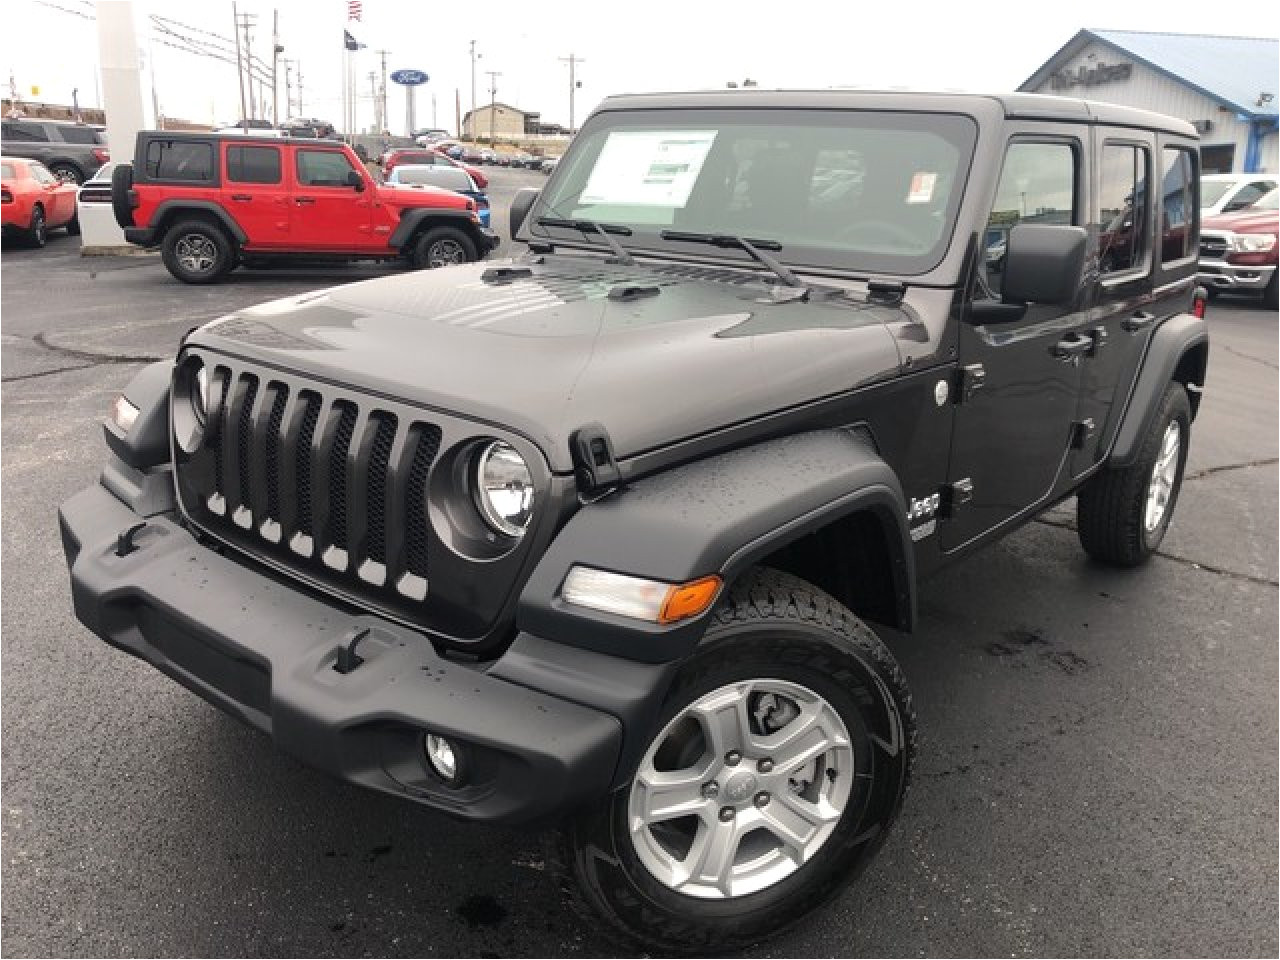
[3,0,1274,134]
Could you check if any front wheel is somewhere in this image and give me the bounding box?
[1077,382,1191,566]
[558,569,915,952]
[411,226,477,269]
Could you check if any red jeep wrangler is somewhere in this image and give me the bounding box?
[112,132,498,283]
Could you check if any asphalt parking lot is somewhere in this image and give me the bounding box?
[2,165,1277,957]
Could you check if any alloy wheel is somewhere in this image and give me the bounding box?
[1144,420,1181,533]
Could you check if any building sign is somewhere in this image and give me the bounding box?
[390,70,428,86]
[1050,61,1132,91]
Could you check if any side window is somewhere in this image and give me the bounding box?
[1098,144,1149,277]
[985,141,1076,296]
[56,126,100,144]
[1159,147,1196,264]
[226,145,282,184]
[144,140,214,181]
[296,149,357,187]
[3,121,49,142]
[1228,182,1270,211]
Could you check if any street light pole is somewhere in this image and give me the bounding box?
[231,2,248,129]
[485,69,501,146]
[558,53,584,133]
[468,39,480,140]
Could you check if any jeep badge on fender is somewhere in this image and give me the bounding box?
[60,90,1207,952]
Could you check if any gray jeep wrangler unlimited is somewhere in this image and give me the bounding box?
[60,91,1207,950]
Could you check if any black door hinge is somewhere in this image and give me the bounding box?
[1071,418,1096,449]
[570,423,621,494]
[948,478,975,511]
[955,363,985,403]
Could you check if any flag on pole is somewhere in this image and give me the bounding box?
[344,30,366,51]
[347,0,363,21]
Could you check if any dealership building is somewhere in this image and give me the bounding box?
[1020,29,1278,174]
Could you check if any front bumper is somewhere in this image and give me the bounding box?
[59,481,623,824]
[1197,259,1276,293]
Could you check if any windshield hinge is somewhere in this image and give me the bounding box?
[570,423,622,494]
[867,280,906,305]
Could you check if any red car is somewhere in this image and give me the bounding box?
[1199,187,1279,309]
[114,132,498,283]
[2,156,80,246]
[380,148,487,189]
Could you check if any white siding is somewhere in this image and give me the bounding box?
[1026,40,1265,173]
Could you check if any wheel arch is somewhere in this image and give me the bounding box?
[152,201,247,247]
[388,207,482,252]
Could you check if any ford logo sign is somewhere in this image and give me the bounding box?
[390,69,429,86]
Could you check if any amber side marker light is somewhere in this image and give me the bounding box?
[561,567,723,625]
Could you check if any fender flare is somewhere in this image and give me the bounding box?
[150,200,248,246]
[517,429,915,665]
[1108,312,1209,468]
[388,207,482,251]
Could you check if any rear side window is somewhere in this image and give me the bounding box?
[1159,147,1196,263]
[1098,143,1150,276]
[56,126,101,144]
[2,121,49,142]
[145,140,214,182]
[296,149,357,186]
[226,145,282,184]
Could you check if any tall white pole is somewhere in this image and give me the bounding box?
[92,0,150,250]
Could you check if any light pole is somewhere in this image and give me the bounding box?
[468,39,481,140]
[485,69,501,146]
[558,53,583,133]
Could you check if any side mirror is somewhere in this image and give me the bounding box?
[510,187,539,239]
[346,170,365,192]
[1001,224,1088,306]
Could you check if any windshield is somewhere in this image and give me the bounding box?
[1200,179,1236,207]
[532,107,977,275]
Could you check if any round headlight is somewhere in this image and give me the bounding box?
[473,441,534,538]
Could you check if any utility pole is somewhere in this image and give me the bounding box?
[454,88,460,140]
[468,39,480,140]
[376,49,389,135]
[485,69,500,146]
[368,71,379,134]
[282,59,293,121]
[558,53,584,133]
[271,8,282,126]
[237,10,258,120]
[231,3,248,129]
[295,62,303,118]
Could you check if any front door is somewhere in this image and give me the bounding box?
[222,143,291,248]
[290,147,375,251]
[942,134,1088,552]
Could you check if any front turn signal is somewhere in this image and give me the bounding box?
[561,567,723,625]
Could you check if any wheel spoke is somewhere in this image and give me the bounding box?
[766,701,848,773]
[679,818,741,895]
[761,792,842,862]
[691,684,753,759]
[632,767,712,828]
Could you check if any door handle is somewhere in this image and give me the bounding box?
[1122,311,1156,333]
[1052,333,1094,361]
[295,197,315,205]
[230,194,252,201]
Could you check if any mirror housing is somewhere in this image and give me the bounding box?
[346,170,365,192]
[510,187,539,239]
[1001,223,1087,306]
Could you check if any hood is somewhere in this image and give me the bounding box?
[376,182,468,209]
[191,256,909,472]
[1202,207,1280,233]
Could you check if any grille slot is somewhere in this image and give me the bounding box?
[327,402,358,550]
[406,425,443,579]
[365,414,398,564]
[295,391,321,536]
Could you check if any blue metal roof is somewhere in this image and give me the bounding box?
[1023,29,1279,119]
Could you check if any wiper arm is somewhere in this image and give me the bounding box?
[536,217,635,265]
[659,231,806,290]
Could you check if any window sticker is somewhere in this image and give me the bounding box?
[581,130,717,207]
[906,172,937,204]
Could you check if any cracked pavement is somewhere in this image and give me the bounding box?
[2,181,1277,957]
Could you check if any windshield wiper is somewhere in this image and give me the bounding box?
[659,231,807,291]
[536,217,635,265]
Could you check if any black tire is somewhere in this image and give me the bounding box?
[1265,274,1277,312]
[1077,382,1191,566]
[65,213,81,237]
[47,162,84,186]
[27,204,47,248]
[110,163,135,229]
[411,226,478,269]
[160,219,235,284]
[557,568,915,953]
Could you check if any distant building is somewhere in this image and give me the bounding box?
[462,102,570,140]
[1020,29,1278,174]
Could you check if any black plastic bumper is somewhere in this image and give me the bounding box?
[123,226,155,247]
[59,482,624,824]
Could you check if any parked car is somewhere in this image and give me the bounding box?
[1,155,80,245]
[385,163,491,228]
[380,148,487,189]
[61,91,1208,952]
[1200,173,1278,217]
[110,131,497,282]
[459,145,486,164]
[540,155,559,174]
[1198,185,1279,308]
[1,118,109,184]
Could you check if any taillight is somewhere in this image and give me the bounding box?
[475,196,489,209]
[1192,285,1209,319]
[92,148,110,164]
[1,188,12,204]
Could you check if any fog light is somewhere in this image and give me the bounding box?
[424,733,461,783]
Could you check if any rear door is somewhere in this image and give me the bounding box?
[290,146,375,250]
[223,142,290,249]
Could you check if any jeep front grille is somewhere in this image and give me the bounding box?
[172,352,543,643]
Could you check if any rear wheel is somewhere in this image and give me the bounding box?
[1077,382,1191,566]
[161,220,235,284]
[47,162,83,186]
[558,569,915,952]
[27,205,47,248]
[65,213,81,237]
[411,226,477,269]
